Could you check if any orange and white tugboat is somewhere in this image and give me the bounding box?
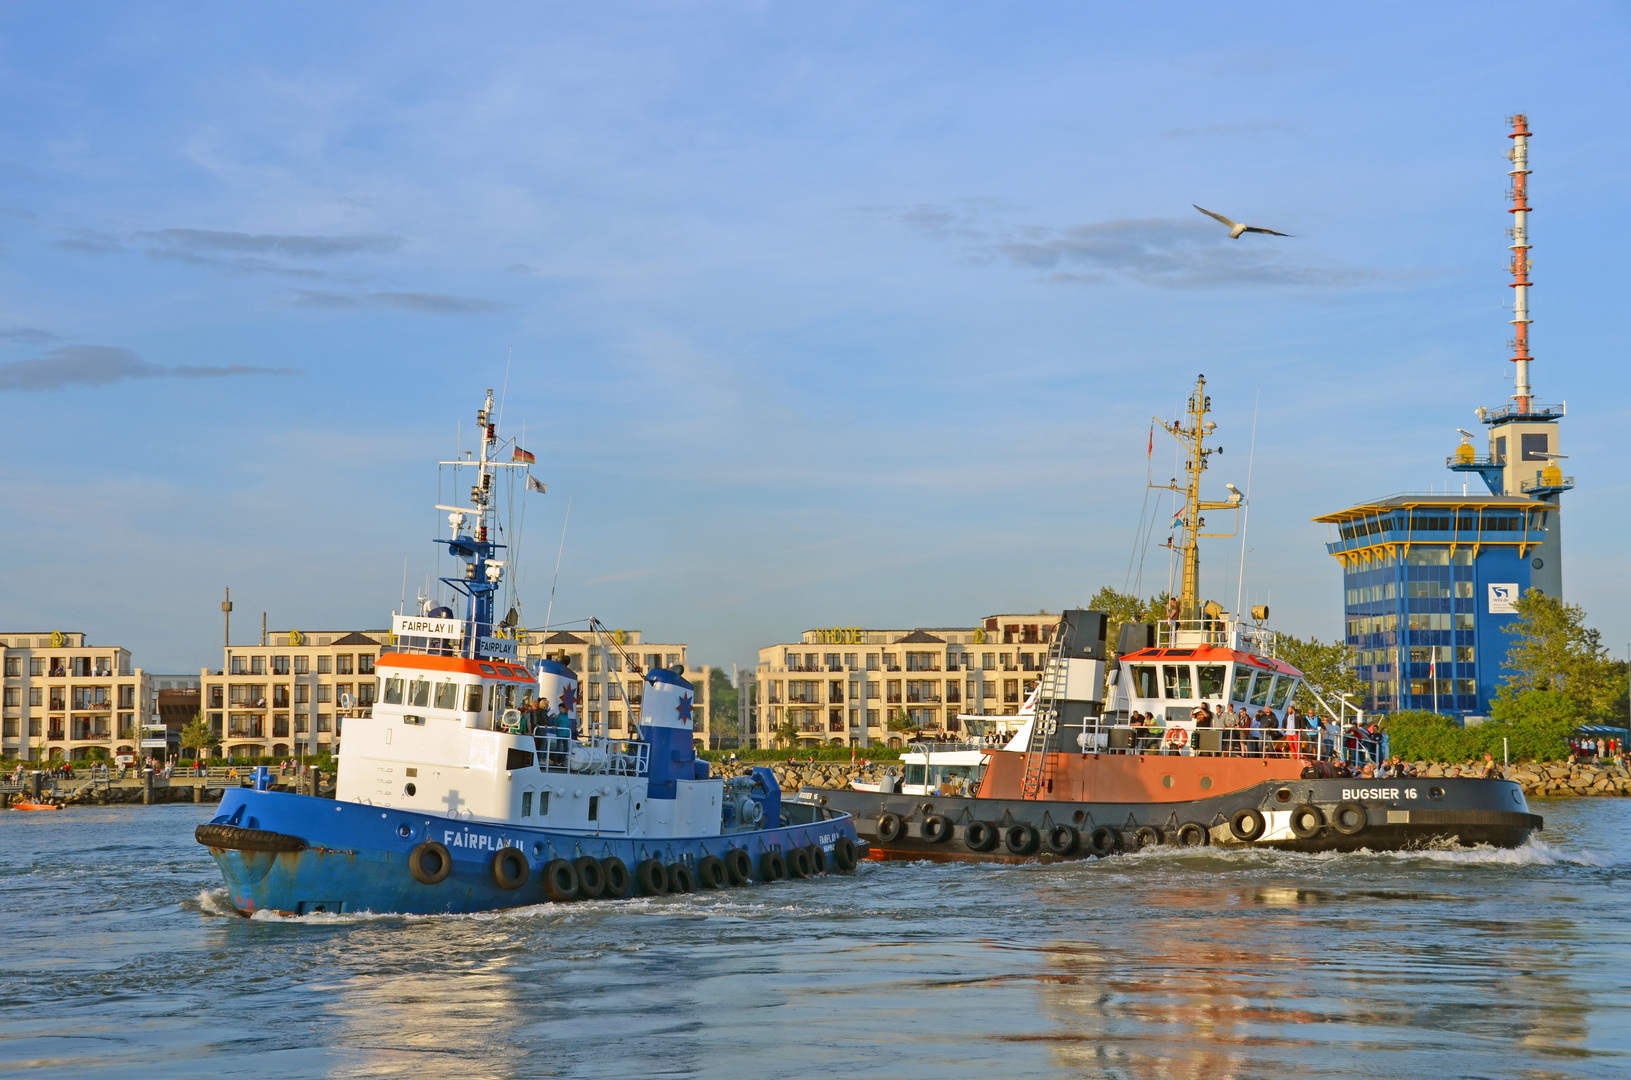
[809,377,1542,859]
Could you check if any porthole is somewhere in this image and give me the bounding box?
[397,823,413,839]
[1161,775,1175,789]
[1532,558,1544,569]
[1199,776,1213,791]
[1428,786,1445,800]
[1275,787,1293,803]
[403,782,416,797]
[1072,810,1086,823]
[532,842,546,857]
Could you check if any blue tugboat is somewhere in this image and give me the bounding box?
[197,390,862,915]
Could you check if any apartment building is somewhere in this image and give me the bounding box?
[0,631,151,762]
[745,612,1059,749]
[521,628,714,747]
[202,630,388,759]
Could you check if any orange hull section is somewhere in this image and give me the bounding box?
[978,749,1307,803]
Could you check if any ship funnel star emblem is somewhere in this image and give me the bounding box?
[676,694,693,723]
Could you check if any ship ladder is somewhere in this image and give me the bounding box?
[1020,621,1073,800]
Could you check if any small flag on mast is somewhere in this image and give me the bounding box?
[527,475,547,494]
[512,448,535,464]
[1147,422,1154,459]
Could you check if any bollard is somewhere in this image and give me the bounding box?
[31,770,43,801]
[143,767,153,805]
[193,780,203,803]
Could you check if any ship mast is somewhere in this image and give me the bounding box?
[1156,375,1241,621]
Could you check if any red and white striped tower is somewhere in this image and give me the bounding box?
[1507,114,1533,413]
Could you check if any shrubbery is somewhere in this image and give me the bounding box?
[1382,690,1575,763]
[699,745,903,763]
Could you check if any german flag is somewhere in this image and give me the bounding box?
[512,448,535,464]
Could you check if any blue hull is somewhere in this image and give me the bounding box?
[203,789,860,916]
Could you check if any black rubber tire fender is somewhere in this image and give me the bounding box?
[1087,826,1118,857]
[408,840,453,885]
[542,858,579,902]
[876,812,905,843]
[1175,822,1209,848]
[635,858,668,896]
[1229,807,1267,842]
[1003,823,1040,856]
[964,821,1000,853]
[808,843,829,874]
[786,846,813,879]
[491,847,529,890]
[696,854,728,889]
[1289,804,1326,839]
[832,836,858,872]
[667,862,695,894]
[195,823,307,852]
[921,814,953,844]
[726,847,756,884]
[600,857,632,898]
[573,856,605,898]
[1044,824,1079,856]
[1132,826,1162,850]
[1331,802,1368,836]
[759,849,788,882]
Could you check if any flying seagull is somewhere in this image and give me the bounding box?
[1193,204,1292,239]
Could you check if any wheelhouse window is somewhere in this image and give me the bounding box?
[433,681,458,709]
[1197,665,1227,700]
[408,678,431,707]
[1130,665,1157,698]
[1161,665,1192,700]
[1231,669,1252,703]
[463,684,483,712]
[1270,677,1296,710]
[1248,672,1273,707]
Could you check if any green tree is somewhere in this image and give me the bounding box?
[773,719,799,748]
[180,714,219,759]
[1500,589,1614,716]
[707,668,739,739]
[1276,633,1365,716]
[885,709,917,733]
[1086,586,1172,657]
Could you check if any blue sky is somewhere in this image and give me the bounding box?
[2,2,1628,673]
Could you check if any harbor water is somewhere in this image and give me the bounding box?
[1,800,1627,1079]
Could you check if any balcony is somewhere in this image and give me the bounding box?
[1520,473,1574,496]
[1480,402,1565,423]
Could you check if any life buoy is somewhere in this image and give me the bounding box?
[1133,825,1162,850]
[1331,802,1368,836]
[697,854,728,889]
[832,836,858,873]
[491,847,529,890]
[1087,826,1118,857]
[1003,823,1040,855]
[787,846,813,879]
[1044,824,1078,856]
[542,858,579,901]
[408,840,453,885]
[759,849,788,882]
[964,820,999,852]
[1175,822,1209,848]
[635,858,668,895]
[667,862,695,893]
[876,812,905,843]
[1229,807,1267,842]
[1289,804,1325,840]
[921,814,953,843]
[726,847,756,884]
[1163,727,1190,749]
[600,856,632,898]
[572,855,605,898]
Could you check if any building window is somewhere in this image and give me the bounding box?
[296,684,311,705]
[829,680,845,703]
[608,710,622,731]
[886,680,902,704]
[359,655,375,675]
[273,685,290,708]
[29,687,42,707]
[294,656,309,675]
[317,685,332,704]
[337,655,354,675]
[1001,652,1016,671]
[882,653,900,672]
[272,655,290,675]
[845,653,858,670]
[1003,679,1019,704]
[318,656,332,675]
[982,681,996,700]
[946,681,960,704]
[317,714,332,733]
[3,657,19,677]
[230,656,246,675]
[250,656,265,675]
[295,714,309,734]
[866,654,879,671]
[866,708,879,728]
[29,657,45,677]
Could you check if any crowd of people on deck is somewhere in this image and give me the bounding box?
[1115,702,1389,763]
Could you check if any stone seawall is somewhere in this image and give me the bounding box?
[714,759,1631,798]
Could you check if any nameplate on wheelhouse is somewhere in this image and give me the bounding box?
[476,636,518,660]
[393,615,464,639]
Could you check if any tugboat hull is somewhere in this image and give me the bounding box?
[810,776,1541,861]
[201,788,862,916]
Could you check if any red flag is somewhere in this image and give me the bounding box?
[1147,422,1154,459]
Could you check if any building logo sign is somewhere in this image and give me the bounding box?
[1488,584,1520,614]
[813,627,865,644]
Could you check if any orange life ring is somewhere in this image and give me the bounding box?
[1163,727,1190,748]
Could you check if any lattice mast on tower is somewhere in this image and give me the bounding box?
[1507,113,1533,412]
